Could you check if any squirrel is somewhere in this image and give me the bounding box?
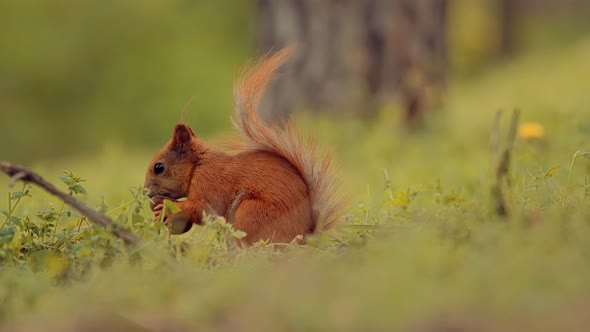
[143,48,344,245]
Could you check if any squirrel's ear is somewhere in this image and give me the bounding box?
[171,124,195,153]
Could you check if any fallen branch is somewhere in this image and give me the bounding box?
[0,161,140,245]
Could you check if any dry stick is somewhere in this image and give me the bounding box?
[492,109,520,217]
[503,109,520,187]
[490,109,503,164]
[0,161,140,245]
[491,110,507,216]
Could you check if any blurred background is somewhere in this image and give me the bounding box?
[1,0,589,163]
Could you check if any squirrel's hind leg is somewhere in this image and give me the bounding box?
[232,198,312,245]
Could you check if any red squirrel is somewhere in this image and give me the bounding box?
[143,48,343,245]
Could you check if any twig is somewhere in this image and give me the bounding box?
[506,109,520,149]
[490,109,502,164]
[0,161,140,245]
[491,109,520,217]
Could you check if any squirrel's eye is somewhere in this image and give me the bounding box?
[154,163,165,175]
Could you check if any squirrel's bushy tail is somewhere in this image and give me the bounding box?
[232,47,343,232]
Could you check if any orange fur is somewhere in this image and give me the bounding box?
[144,48,344,245]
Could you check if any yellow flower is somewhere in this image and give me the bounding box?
[518,122,544,140]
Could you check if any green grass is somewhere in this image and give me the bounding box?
[2,37,590,331]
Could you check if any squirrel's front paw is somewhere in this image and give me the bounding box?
[152,204,192,234]
[152,203,169,222]
[166,214,193,234]
[150,195,174,211]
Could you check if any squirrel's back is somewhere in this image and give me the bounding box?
[231,48,343,232]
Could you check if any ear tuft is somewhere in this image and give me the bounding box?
[172,124,195,153]
[173,124,194,144]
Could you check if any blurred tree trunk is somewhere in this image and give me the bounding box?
[498,0,520,58]
[365,0,448,123]
[257,0,447,125]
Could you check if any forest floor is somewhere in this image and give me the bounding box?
[1,37,590,331]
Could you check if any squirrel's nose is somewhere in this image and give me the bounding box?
[145,186,156,198]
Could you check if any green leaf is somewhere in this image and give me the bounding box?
[49,233,67,242]
[232,230,247,239]
[131,214,145,226]
[544,165,561,178]
[70,244,83,255]
[57,175,75,186]
[59,171,87,195]
[11,190,29,200]
[37,209,59,222]
[0,209,7,217]
[70,183,87,195]
[0,227,15,244]
[9,216,23,228]
[576,151,590,159]
[63,210,80,218]
[163,199,181,214]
